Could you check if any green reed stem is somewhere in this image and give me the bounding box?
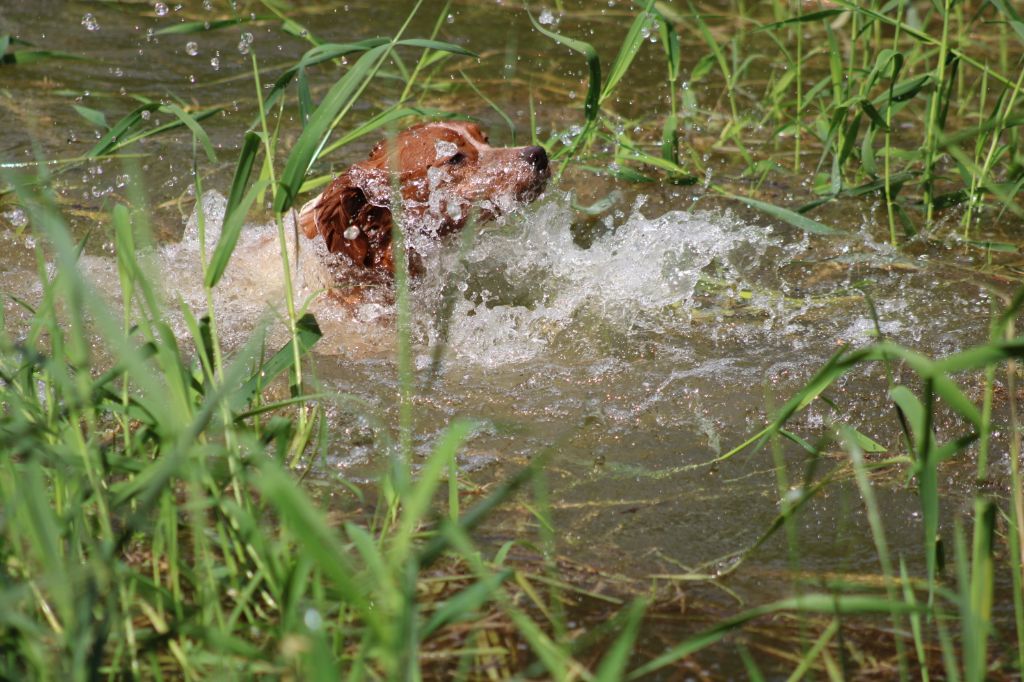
[843,426,911,681]
[922,0,952,229]
[1007,317,1024,675]
[884,0,905,247]
[250,50,309,445]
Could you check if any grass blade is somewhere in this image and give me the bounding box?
[595,599,647,682]
[162,103,218,163]
[526,12,601,122]
[231,313,322,412]
[600,0,656,104]
[629,594,916,679]
[205,178,269,289]
[86,104,161,158]
[421,569,514,638]
[274,43,391,213]
[722,192,843,236]
[254,458,367,613]
[154,17,270,35]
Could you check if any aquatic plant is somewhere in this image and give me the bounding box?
[1,0,1023,679]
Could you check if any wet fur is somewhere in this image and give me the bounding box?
[297,121,549,294]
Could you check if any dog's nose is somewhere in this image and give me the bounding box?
[522,145,549,172]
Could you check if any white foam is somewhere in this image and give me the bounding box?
[411,193,793,366]
[57,189,797,366]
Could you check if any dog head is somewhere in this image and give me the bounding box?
[298,121,549,283]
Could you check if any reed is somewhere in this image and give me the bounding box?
[2,0,1024,678]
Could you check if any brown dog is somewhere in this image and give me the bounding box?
[297,121,549,290]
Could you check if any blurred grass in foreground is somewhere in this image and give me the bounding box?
[2,0,1024,679]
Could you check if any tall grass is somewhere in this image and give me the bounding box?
[0,2,654,677]
[2,0,1024,678]
[544,2,1023,240]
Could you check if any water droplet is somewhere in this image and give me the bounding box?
[210,55,220,70]
[238,32,254,55]
[81,13,100,31]
[304,608,322,631]
[434,139,457,161]
[186,41,199,56]
[154,2,169,16]
[3,207,28,229]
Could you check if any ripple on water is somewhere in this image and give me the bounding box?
[19,185,984,396]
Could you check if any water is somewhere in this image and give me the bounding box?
[0,0,1016,643]
[48,183,992,584]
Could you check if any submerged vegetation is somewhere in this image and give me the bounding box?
[2,0,1024,678]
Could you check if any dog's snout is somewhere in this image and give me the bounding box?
[522,145,549,172]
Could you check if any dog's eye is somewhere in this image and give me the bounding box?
[447,152,466,166]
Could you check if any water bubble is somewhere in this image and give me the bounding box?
[185,41,199,56]
[141,109,151,120]
[81,13,100,31]
[3,208,28,229]
[304,608,322,631]
[210,55,220,70]
[238,32,254,55]
[343,226,360,241]
[647,17,661,42]
[154,2,169,16]
[538,9,556,25]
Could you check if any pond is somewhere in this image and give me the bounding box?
[2,0,1022,677]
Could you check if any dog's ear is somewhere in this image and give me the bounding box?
[298,172,395,272]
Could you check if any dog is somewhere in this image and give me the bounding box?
[297,121,549,293]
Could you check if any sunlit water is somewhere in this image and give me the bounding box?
[6,184,991,585]
[0,0,1013,612]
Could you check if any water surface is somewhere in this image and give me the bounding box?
[1,0,1017,640]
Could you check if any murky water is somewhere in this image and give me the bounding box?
[2,0,1019,642]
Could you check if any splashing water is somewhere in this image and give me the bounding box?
[411,194,797,366]
[54,190,806,365]
[35,187,978,375]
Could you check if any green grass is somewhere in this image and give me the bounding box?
[2,0,1024,678]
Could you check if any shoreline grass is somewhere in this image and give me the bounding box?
[2,0,1024,678]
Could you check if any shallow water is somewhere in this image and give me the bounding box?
[59,184,990,587]
[1,0,1019,646]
